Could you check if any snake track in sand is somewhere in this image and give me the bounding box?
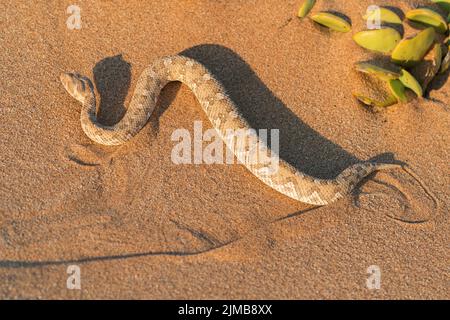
[60,54,401,205]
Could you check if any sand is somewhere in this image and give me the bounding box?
[0,0,448,299]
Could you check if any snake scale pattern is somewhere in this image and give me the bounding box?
[60,55,400,205]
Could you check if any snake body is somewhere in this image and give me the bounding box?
[60,55,400,205]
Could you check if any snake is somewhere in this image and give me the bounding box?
[60,54,401,205]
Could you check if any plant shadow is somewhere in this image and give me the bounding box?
[428,62,449,94]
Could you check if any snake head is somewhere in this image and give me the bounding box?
[60,72,94,104]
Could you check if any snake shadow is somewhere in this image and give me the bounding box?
[83,45,399,178]
[92,55,131,126]
[179,44,398,178]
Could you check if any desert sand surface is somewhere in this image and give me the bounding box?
[0,0,448,299]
